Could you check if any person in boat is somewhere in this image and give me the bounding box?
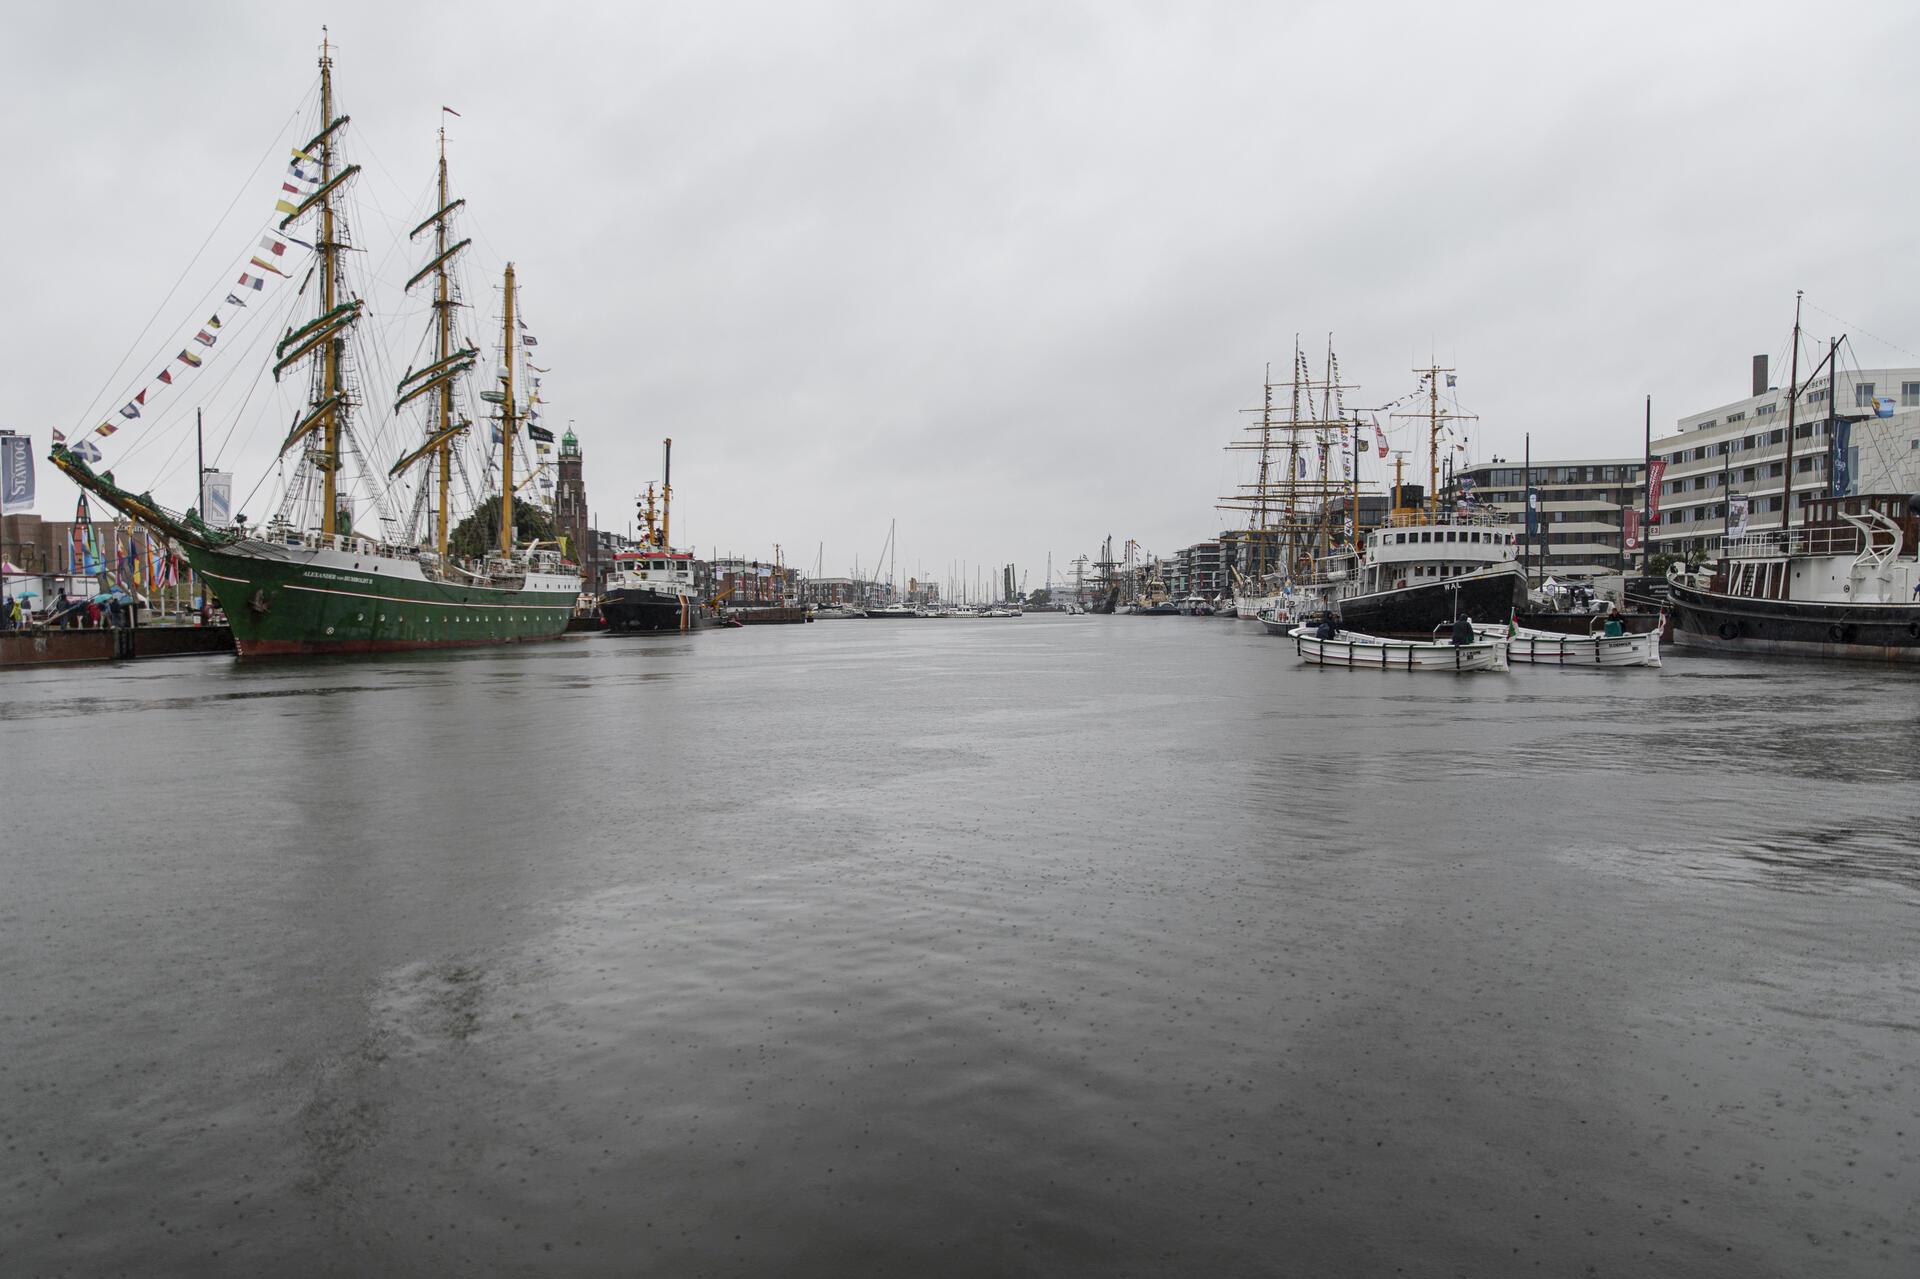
[1600,605,1625,639]
[1314,613,1337,640]
[1451,614,1475,646]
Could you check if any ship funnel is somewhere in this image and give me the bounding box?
[1752,354,1768,397]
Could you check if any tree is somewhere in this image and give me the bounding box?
[449,496,554,561]
[1026,588,1051,608]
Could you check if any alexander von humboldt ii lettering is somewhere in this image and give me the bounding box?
[50,38,579,656]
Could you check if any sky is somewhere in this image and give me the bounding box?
[6,0,1918,591]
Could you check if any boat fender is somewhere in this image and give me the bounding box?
[1717,621,1739,640]
[1396,579,1407,589]
[1908,622,1920,639]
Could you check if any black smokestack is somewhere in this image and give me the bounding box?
[1752,354,1768,398]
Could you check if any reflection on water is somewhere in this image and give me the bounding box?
[3,624,1917,1276]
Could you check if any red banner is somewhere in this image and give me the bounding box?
[1646,458,1666,524]
[1622,507,1640,551]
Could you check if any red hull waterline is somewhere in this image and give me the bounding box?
[237,633,572,657]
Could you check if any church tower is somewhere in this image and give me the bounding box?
[554,427,595,590]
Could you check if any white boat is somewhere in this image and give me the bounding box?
[1470,620,1660,667]
[1289,625,1509,671]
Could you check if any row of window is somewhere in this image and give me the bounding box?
[1381,529,1515,546]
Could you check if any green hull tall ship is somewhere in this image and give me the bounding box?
[52,37,579,657]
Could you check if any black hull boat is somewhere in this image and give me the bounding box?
[1326,567,1527,637]
[601,587,703,633]
[1666,579,1920,662]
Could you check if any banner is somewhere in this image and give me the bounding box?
[1830,419,1852,496]
[0,433,34,514]
[200,471,234,525]
[1525,487,1540,536]
[1728,495,1750,538]
[1622,507,1640,551]
[1646,458,1667,524]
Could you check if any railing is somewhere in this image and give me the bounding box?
[1721,526,1862,559]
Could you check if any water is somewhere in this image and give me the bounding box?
[3,619,1916,1276]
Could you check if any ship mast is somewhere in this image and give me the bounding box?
[661,437,673,549]
[499,263,517,558]
[1779,290,1803,531]
[317,34,342,538]
[433,129,454,557]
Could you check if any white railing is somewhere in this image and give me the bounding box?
[1721,526,1861,559]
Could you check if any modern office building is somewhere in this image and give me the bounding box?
[1443,458,1645,581]
[1648,356,1920,557]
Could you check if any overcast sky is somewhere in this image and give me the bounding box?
[7,1,1917,588]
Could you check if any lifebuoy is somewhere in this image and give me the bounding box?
[1717,622,1739,640]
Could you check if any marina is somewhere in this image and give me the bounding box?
[3,9,1919,1277]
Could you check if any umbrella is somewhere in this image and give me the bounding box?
[89,590,132,604]
[11,588,39,600]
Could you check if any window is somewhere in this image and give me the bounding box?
[1697,419,1718,430]
[1726,410,1746,423]
[1420,531,1432,543]
[1903,382,1920,407]
[1768,429,1784,444]
[1756,403,1777,416]
[1768,462,1783,477]
[1855,382,1876,407]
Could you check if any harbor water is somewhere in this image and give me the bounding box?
[2,618,1915,1276]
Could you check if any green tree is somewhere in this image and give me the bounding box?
[449,496,554,560]
[1026,588,1052,608]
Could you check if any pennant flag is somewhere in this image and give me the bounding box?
[193,329,217,347]
[206,314,223,330]
[95,423,118,438]
[237,273,266,290]
[259,236,289,258]
[119,402,141,420]
[275,199,300,216]
[249,256,288,277]
[281,181,303,195]
[283,234,315,251]
[158,369,173,385]
[522,334,539,346]
[289,162,314,183]
[53,428,67,443]
[226,293,247,308]
[135,388,148,405]
[528,364,551,373]
[178,349,203,367]
[1374,423,1388,458]
[442,105,462,117]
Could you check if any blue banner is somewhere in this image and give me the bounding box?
[0,433,35,515]
[1525,487,1539,536]
[1830,419,1852,496]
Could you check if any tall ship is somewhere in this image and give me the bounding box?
[50,39,578,656]
[600,439,709,633]
[1309,364,1527,633]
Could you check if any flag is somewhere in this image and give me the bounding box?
[95,423,118,438]
[259,236,289,258]
[200,470,233,524]
[528,364,550,373]
[1830,419,1853,497]
[135,388,148,405]
[226,293,247,307]
[120,402,141,419]
[1374,423,1388,458]
[522,334,539,346]
[249,256,288,277]
[282,181,302,195]
[1623,507,1640,552]
[158,369,173,384]
[1728,495,1750,537]
[0,433,35,514]
[53,428,67,443]
[194,330,217,347]
[275,199,300,216]
[442,105,461,117]
[283,235,314,251]
[206,314,223,330]
[1446,374,1457,387]
[1646,458,1666,524]
[527,424,554,443]
[179,349,203,368]
[73,437,103,462]
[237,273,266,290]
